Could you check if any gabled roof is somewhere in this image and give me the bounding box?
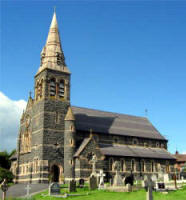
[72,106,166,141]
[74,138,91,157]
[174,154,186,162]
[99,144,175,160]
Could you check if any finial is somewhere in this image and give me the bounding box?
[54,6,56,13]
[145,109,148,117]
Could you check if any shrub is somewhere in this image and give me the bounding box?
[0,167,14,183]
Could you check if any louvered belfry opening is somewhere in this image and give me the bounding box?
[59,80,64,98]
[50,78,56,96]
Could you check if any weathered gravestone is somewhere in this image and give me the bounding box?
[25,184,31,199]
[0,179,8,200]
[69,180,76,192]
[163,173,169,183]
[90,154,97,177]
[144,176,154,200]
[79,179,85,188]
[49,182,60,196]
[98,170,105,189]
[89,175,98,190]
[113,161,123,186]
[126,183,132,192]
[125,171,134,187]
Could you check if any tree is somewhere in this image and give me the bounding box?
[0,167,14,183]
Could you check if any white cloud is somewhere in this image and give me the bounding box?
[0,91,26,152]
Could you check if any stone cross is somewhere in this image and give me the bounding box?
[90,154,97,176]
[0,179,8,200]
[98,170,105,189]
[145,177,154,200]
[114,161,121,175]
[25,184,31,198]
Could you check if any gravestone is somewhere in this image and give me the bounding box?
[49,182,60,196]
[89,175,98,190]
[113,161,123,186]
[145,177,154,200]
[0,179,8,200]
[124,171,134,186]
[25,184,31,199]
[126,183,132,192]
[98,170,105,189]
[157,182,165,190]
[163,173,169,183]
[151,175,157,183]
[90,154,97,177]
[69,180,76,192]
[79,179,85,188]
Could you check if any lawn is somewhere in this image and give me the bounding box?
[11,185,186,200]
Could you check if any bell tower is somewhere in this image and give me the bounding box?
[33,11,71,182]
[16,11,71,184]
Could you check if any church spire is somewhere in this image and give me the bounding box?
[37,11,70,74]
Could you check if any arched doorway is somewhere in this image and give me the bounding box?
[51,165,60,182]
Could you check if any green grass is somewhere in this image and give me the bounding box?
[7,185,186,200]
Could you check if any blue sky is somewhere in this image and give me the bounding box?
[1,1,186,153]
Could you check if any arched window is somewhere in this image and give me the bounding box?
[50,78,56,96]
[151,161,155,172]
[109,158,114,171]
[141,160,145,172]
[131,159,135,172]
[121,159,125,172]
[39,80,43,98]
[59,80,65,98]
[133,139,138,145]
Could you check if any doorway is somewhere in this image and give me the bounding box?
[51,165,60,182]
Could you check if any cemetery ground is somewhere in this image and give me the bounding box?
[6,184,186,200]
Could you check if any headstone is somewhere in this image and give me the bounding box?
[98,170,105,189]
[90,154,97,177]
[144,177,154,200]
[89,175,98,190]
[49,182,60,196]
[79,179,85,188]
[0,179,8,200]
[157,182,165,190]
[163,173,169,183]
[124,172,134,186]
[151,175,157,183]
[126,183,132,192]
[113,161,123,186]
[69,180,76,192]
[25,184,31,199]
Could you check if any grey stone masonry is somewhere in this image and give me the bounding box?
[64,112,76,180]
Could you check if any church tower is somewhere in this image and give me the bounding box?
[16,11,71,183]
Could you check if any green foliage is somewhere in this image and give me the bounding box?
[0,149,16,170]
[0,151,11,169]
[0,167,14,183]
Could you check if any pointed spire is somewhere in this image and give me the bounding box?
[37,11,70,75]
[65,106,75,121]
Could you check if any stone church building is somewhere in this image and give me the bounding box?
[11,12,175,183]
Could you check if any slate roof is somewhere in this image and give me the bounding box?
[74,138,91,157]
[72,106,166,141]
[99,144,175,160]
[174,154,186,162]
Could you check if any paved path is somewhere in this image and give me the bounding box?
[0,184,49,198]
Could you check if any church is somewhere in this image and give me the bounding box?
[11,12,175,183]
